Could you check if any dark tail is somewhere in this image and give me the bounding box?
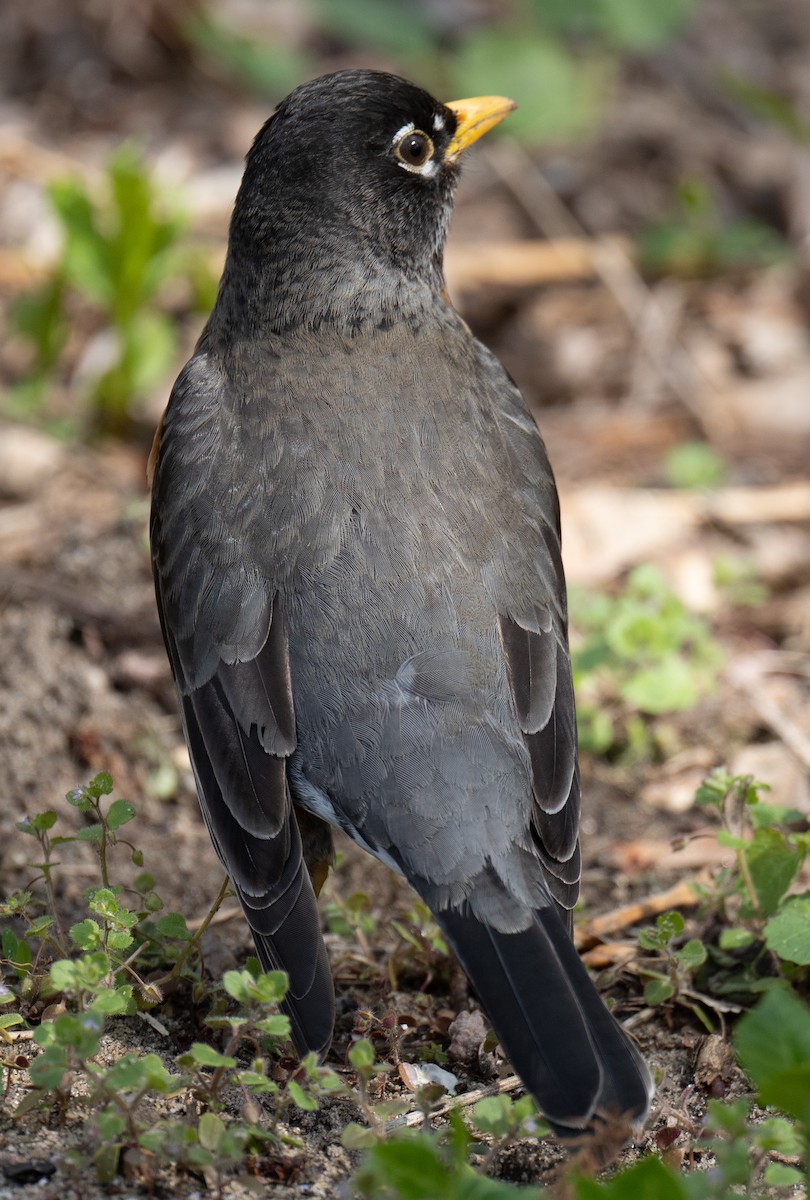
[246,884,336,1059]
[437,904,652,1135]
[179,683,335,1059]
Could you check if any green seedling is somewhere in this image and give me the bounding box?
[570,564,723,758]
[10,146,216,435]
[640,177,788,278]
[637,910,709,1027]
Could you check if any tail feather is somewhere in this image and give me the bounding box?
[249,900,335,1058]
[438,904,652,1135]
[179,685,335,1058]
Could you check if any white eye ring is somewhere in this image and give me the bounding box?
[392,124,436,176]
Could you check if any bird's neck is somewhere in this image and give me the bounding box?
[208,218,447,342]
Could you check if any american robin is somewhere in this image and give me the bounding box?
[150,69,652,1136]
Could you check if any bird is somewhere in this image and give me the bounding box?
[150,68,652,1137]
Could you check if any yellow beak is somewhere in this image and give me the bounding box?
[444,95,516,162]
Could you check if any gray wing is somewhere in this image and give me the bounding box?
[150,358,334,1056]
[498,612,581,924]
[486,353,581,923]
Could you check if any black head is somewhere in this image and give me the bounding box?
[215,70,514,335]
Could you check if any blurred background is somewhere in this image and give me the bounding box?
[1,1,810,1184]
[3,0,810,449]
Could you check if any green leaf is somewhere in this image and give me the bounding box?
[49,959,81,990]
[154,912,190,940]
[621,656,698,714]
[754,1115,802,1156]
[25,915,55,937]
[358,1136,449,1193]
[749,799,798,830]
[97,1108,126,1140]
[287,1078,318,1110]
[88,772,114,798]
[30,1046,69,1089]
[91,986,134,1016]
[10,277,67,372]
[238,1069,278,1095]
[250,969,289,1005]
[140,1052,183,1093]
[744,829,803,916]
[473,1095,513,1136]
[644,978,675,1005]
[198,1111,225,1152]
[675,939,706,970]
[736,989,810,1122]
[222,969,250,1002]
[185,1042,237,1069]
[664,441,727,489]
[107,930,135,951]
[764,896,810,963]
[24,810,58,833]
[124,312,177,396]
[103,1054,151,1092]
[1,929,29,972]
[452,32,611,143]
[657,911,685,940]
[69,919,102,950]
[76,824,104,844]
[575,1154,688,1198]
[354,1133,545,1199]
[759,1066,810,1126]
[718,928,756,951]
[255,1013,291,1038]
[94,1141,122,1185]
[105,798,135,830]
[715,830,749,851]
[341,1122,377,1150]
[49,179,112,306]
[349,1038,376,1070]
[763,1163,803,1186]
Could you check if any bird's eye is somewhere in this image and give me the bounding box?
[395,130,434,170]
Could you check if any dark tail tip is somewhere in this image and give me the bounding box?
[437,904,652,1135]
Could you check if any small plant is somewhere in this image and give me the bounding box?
[9,146,216,436]
[634,770,810,1025]
[0,775,343,1188]
[637,910,709,1027]
[389,901,451,991]
[693,770,810,1000]
[570,564,723,758]
[663,441,728,490]
[639,177,788,278]
[712,554,768,609]
[2,774,195,1008]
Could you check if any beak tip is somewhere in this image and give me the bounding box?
[444,94,518,160]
